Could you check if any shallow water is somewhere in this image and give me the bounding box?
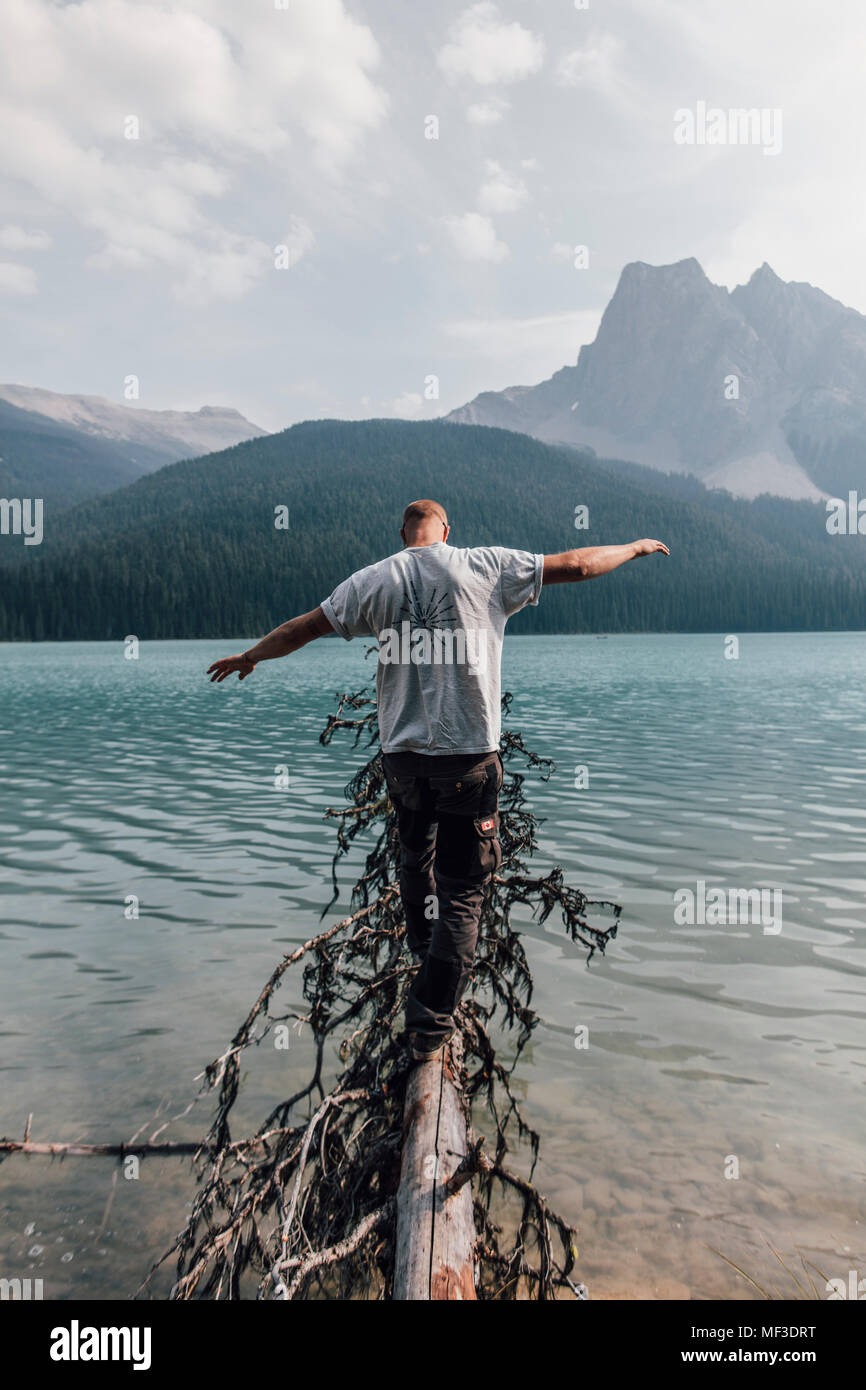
[1,633,863,1299]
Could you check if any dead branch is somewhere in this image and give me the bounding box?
[0,1138,200,1158]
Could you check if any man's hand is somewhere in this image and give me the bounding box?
[632,539,670,557]
[206,608,333,686]
[207,653,256,683]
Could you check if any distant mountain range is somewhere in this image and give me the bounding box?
[0,384,266,512]
[447,259,866,502]
[2,419,863,640]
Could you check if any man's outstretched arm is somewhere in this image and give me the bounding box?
[206,606,334,683]
[542,538,669,585]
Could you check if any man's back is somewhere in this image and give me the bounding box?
[321,540,543,754]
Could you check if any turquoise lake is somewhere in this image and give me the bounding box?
[1,632,864,1299]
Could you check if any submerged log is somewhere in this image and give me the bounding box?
[393,1037,477,1300]
[0,1138,200,1158]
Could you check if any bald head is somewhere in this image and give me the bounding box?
[401,499,450,548]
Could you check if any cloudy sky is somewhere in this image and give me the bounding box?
[1,0,864,431]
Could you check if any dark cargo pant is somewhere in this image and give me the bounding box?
[382,749,503,1043]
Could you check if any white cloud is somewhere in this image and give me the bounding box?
[442,212,509,263]
[0,261,38,295]
[549,242,575,263]
[437,3,544,85]
[0,0,387,303]
[390,391,424,418]
[478,161,528,214]
[466,98,510,126]
[0,224,52,252]
[0,0,387,165]
[555,34,625,94]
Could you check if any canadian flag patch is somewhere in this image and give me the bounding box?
[480,817,495,831]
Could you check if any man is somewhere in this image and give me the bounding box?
[207,500,669,1061]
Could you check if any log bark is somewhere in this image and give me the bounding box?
[393,1037,477,1300]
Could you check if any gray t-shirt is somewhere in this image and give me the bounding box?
[320,541,544,754]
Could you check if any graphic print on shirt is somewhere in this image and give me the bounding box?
[379,579,486,671]
[397,581,456,632]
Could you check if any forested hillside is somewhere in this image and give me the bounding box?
[1,419,863,639]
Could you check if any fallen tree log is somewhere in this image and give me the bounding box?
[393,1037,477,1300]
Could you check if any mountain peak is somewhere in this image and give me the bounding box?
[446,254,866,501]
[737,261,786,297]
[0,383,267,515]
[618,256,709,288]
[0,384,265,450]
[196,405,248,420]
